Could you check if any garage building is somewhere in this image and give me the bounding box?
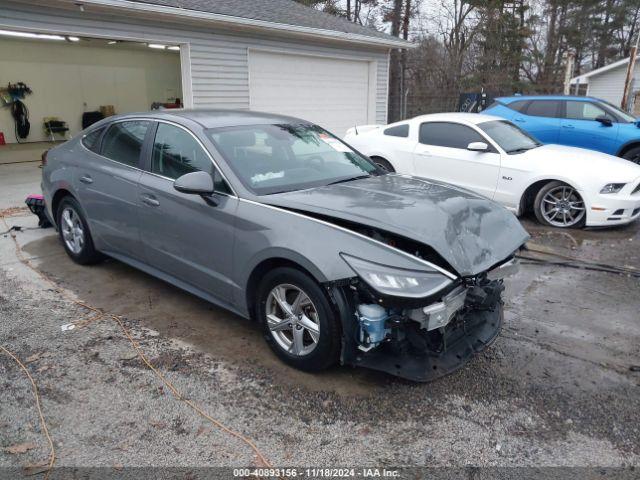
[0,0,408,147]
[570,55,640,114]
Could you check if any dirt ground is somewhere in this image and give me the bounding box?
[1,191,639,476]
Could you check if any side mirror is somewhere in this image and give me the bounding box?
[595,116,613,127]
[467,141,489,152]
[173,171,214,196]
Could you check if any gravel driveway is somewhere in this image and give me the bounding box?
[1,209,639,478]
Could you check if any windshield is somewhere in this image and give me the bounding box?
[601,100,636,123]
[478,120,541,154]
[207,124,379,195]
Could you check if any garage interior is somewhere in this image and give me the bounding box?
[0,29,182,162]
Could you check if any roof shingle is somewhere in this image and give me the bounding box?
[128,0,399,42]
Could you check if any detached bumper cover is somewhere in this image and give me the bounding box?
[352,304,503,382]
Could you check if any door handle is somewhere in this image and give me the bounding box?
[562,124,575,129]
[513,117,525,122]
[415,149,431,156]
[79,175,93,184]
[141,195,160,207]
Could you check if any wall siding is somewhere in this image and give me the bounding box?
[1,1,390,124]
[587,65,640,107]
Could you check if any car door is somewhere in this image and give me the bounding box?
[76,120,150,259]
[512,100,561,143]
[559,100,619,154]
[412,121,501,199]
[137,121,239,304]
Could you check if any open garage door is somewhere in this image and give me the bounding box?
[248,50,372,137]
[0,33,182,145]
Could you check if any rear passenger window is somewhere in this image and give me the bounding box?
[81,127,105,152]
[524,100,559,118]
[419,122,484,149]
[384,124,409,137]
[151,123,213,179]
[101,121,150,168]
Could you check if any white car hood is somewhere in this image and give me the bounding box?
[524,144,640,181]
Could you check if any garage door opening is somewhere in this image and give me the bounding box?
[0,30,183,153]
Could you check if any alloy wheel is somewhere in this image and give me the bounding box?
[266,284,320,356]
[60,206,85,254]
[540,185,585,227]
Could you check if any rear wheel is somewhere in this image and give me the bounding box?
[370,156,395,173]
[533,181,586,229]
[621,145,640,165]
[56,197,103,264]
[256,267,341,371]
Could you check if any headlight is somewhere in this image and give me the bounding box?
[341,254,453,298]
[600,183,626,194]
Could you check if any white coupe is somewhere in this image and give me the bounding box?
[344,113,640,228]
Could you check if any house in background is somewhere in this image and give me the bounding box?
[570,55,640,114]
[0,0,410,144]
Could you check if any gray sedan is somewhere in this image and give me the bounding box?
[42,110,529,381]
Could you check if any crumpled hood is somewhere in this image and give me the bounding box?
[263,174,530,277]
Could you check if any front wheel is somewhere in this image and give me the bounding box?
[622,146,640,165]
[533,181,586,228]
[256,267,341,372]
[370,156,395,173]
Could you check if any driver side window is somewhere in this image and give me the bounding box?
[565,101,614,121]
[419,122,485,149]
[152,123,213,179]
[151,123,231,194]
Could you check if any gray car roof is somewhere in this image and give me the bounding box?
[128,0,397,42]
[153,109,308,128]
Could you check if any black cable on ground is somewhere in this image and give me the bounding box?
[1,225,41,236]
[516,254,640,278]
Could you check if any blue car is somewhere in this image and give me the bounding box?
[484,95,640,164]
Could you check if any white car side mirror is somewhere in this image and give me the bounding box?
[467,142,489,152]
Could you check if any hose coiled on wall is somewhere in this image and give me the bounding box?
[10,99,31,142]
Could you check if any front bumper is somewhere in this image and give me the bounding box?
[352,303,503,382]
[587,191,640,226]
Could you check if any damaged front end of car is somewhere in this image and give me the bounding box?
[330,251,520,382]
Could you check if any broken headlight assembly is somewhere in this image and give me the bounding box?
[340,253,453,298]
[336,255,520,382]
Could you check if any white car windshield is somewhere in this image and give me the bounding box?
[207,124,380,195]
[478,120,541,154]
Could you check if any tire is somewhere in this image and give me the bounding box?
[256,267,341,372]
[533,181,586,229]
[621,145,640,165]
[370,156,395,173]
[56,196,103,265]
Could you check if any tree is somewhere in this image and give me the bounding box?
[294,0,640,114]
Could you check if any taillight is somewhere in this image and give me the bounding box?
[41,149,49,166]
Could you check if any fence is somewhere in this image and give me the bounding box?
[389,94,461,123]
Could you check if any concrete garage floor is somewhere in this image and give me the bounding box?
[1,160,639,472]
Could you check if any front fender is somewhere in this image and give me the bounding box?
[517,176,586,215]
[232,198,455,294]
[240,246,332,286]
[616,138,640,157]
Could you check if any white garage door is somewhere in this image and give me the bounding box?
[249,50,371,136]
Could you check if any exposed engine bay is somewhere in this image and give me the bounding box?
[328,225,518,382]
